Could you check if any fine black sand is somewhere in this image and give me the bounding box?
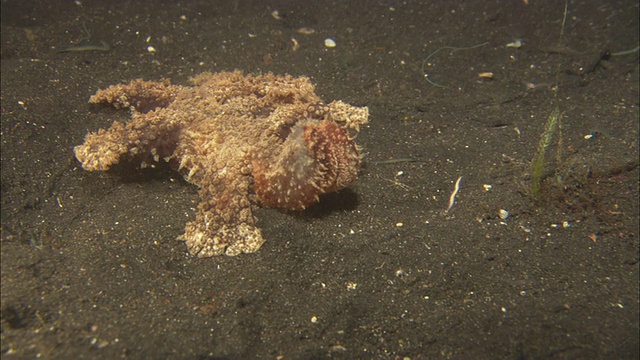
[2,1,638,358]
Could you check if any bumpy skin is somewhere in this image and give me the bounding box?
[74,71,368,258]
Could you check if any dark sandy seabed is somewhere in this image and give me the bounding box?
[1,0,638,359]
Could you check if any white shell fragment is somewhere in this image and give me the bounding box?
[506,39,523,48]
[498,209,509,220]
[271,10,283,20]
[324,38,337,48]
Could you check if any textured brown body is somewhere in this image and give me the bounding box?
[74,71,368,257]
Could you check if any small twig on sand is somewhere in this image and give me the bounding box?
[445,176,463,213]
[57,40,111,53]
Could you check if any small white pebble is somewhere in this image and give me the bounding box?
[483,184,492,192]
[311,316,318,323]
[396,222,403,227]
[147,46,156,53]
[324,38,337,48]
[498,209,509,220]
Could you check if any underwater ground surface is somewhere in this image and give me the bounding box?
[2,0,638,358]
